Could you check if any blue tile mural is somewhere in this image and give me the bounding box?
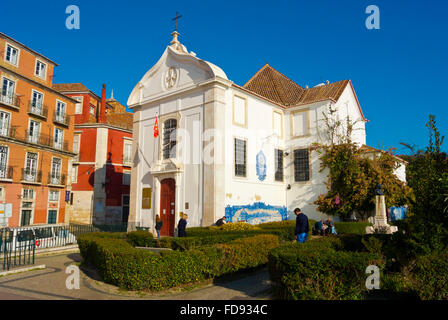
[225,202,288,225]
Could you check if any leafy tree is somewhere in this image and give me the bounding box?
[400,115,448,250]
[314,107,412,221]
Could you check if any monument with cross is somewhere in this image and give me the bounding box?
[170,12,182,46]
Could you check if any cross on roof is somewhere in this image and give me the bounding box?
[172,12,182,32]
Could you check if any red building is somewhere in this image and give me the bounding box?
[52,83,133,225]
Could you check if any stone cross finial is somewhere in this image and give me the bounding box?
[172,12,182,32]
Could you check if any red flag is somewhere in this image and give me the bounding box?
[154,117,159,138]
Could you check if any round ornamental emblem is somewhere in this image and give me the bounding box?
[164,67,178,89]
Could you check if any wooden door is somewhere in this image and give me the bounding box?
[160,178,175,236]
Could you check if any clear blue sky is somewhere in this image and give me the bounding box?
[2,0,447,154]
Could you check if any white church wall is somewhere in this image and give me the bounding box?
[223,88,288,224]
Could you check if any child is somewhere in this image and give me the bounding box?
[155,215,163,239]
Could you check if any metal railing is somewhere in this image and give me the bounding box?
[21,169,42,183]
[0,166,13,180]
[48,173,66,186]
[28,101,48,119]
[53,113,70,127]
[123,156,133,166]
[1,222,142,271]
[0,93,20,108]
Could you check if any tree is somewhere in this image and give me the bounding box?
[314,107,412,221]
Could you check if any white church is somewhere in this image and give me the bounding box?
[126,30,404,236]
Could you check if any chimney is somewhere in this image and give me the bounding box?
[99,84,107,123]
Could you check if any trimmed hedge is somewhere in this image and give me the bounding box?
[334,222,372,235]
[268,237,385,300]
[78,233,279,291]
[126,231,155,247]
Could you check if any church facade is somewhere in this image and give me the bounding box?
[127,32,370,235]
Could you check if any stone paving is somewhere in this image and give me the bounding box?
[0,250,273,300]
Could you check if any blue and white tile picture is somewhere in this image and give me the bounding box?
[225,202,287,225]
[256,150,267,181]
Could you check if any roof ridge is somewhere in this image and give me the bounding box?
[242,63,271,88]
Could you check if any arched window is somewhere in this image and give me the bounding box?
[163,119,177,159]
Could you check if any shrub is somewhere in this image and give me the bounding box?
[268,237,384,300]
[217,222,261,231]
[126,231,155,247]
[334,222,372,235]
[78,233,279,292]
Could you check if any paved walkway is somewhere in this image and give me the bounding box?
[0,250,273,300]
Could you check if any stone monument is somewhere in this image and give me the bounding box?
[365,184,398,234]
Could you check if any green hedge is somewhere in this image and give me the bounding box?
[78,233,279,291]
[333,222,372,235]
[268,237,384,300]
[126,231,155,247]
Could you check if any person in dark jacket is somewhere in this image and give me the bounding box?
[177,214,188,237]
[155,215,163,240]
[294,208,309,243]
[215,216,227,227]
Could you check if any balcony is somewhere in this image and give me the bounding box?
[53,140,69,151]
[28,101,48,119]
[0,126,19,139]
[0,166,13,181]
[48,173,66,186]
[21,169,42,184]
[53,113,70,127]
[123,155,133,167]
[0,93,20,110]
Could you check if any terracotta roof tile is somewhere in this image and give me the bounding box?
[242,64,349,108]
[106,112,133,131]
[52,83,90,93]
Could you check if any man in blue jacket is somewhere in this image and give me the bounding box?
[294,208,309,243]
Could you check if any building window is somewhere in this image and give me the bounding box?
[50,158,62,184]
[31,90,44,114]
[233,95,247,127]
[294,149,310,182]
[0,111,10,136]
[234,138,247,177]
[74,96,83,114]
[28,120,40,144]
[163,119,177,159]
[22,188,34,200]
[21,210,32,226]
[24,152,38,182]
[73,133,80,161]
[5,44,19,65]
[71,166,78,183]
[35,60,47,79]
[123,141,132,165]
[0,146,9,179]
[1,77,15,106]
[122,170,131,185]
[54,128,64,149]
[55,100,66,122]
[90,105,95,115]
[47,210,57,224]
[49,190,59,202]
[292,110,309,137]
[275,149,284,181]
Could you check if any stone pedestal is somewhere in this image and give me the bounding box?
[365,195,398,234]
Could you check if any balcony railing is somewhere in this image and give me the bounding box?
[0,93,20,109]
[0,126,18,139]
[0,166,13,180]
[123,156,133,166]
[28,101,48,119]
[48,173,66,186]
[53,113,70,127]
[21,169,42,183]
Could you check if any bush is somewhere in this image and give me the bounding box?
[334,222,372,235]
[126,231,155,247]
[78,233,279,291]
[268,237,384,300]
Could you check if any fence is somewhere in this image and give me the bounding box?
[0,222,141,271]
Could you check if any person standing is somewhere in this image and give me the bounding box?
[155,215,163,240]
[177,214,188,237]
[294,208,309,243]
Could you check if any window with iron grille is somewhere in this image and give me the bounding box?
[163,119,177,159]
[275,149,284,181]
[294,149,310,182]
[234,138,246,177]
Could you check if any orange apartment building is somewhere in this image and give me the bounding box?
[0,32,77,227]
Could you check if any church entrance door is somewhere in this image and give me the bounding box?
[160,178,176,236]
